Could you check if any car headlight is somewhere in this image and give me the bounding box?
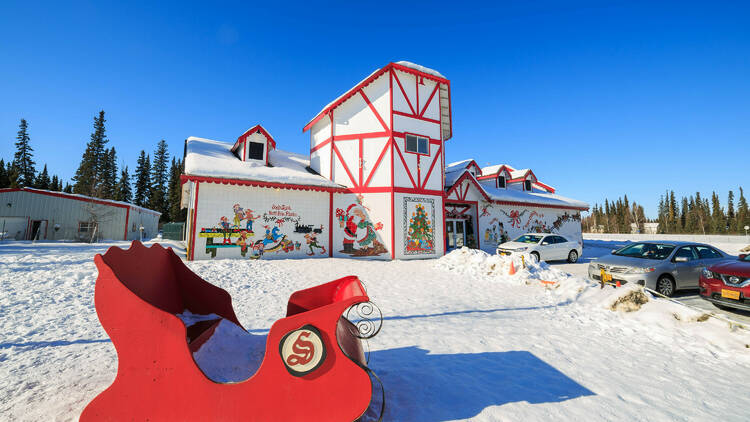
[625,267,655,274]
[515,247,528,252]
[702,267,718,279]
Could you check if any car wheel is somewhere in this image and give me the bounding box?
[530,252,540,263]
[656,276,675,297]
[567,250,579,263]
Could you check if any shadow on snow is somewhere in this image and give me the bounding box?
[371,346,595,421]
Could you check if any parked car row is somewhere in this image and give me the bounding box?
[496,235,750,313]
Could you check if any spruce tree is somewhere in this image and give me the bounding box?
[727,191,735,234]
[668,191,678,233]
[13,119,36,187]
[0,159,8,188]
[100,147,117,199]
[50,175,60,191]
[73,110,108,196]
[710,192,725,233]
[149,140,170,216]
[167,158,185,222]
[737,187,749,234]
[134,151,151,207]
[115,166,133,203]
[35,164,51,189]
[7,164,20,188]
[63,183,73,193]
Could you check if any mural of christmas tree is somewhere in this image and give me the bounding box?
[407,203,434,252]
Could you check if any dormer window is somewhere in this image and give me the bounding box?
[524,180,532,191]
[247,142,264,160]
[497,175,506,188]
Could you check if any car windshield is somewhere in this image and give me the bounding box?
[613,243,675,260]
[514,234,542,244]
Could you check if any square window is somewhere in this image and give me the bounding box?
[417,137,428,154]
[247,142,264,160]
[405,135,418,153]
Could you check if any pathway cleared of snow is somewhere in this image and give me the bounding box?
[1,241,749,421]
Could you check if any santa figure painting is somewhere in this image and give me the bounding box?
[336,203,386,257]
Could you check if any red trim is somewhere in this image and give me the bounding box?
[310,137,331,153]
[445,173,492,202]
[358,138,363,186]
[329,113,334,180]
[336,186,444,196]
[328,192,333,257]
[392,131,440,144]
[400,132,431,157]
[189,181,200,261]
[179,175,347,193]
[392,141,417,189]
[388,70,396,259]
[392,71,416,115]
[332,142,358,188]
[232,124,277,152]
[534,181,556,193]
[474,204,481,250]
[419,83,439,117]
[333,132,389,141]
[363,138,391,188]
[359,90,389,132]
[0,188,160,216]
[124,207,130,240]
[392,110,441,124]
[303,62,449,132]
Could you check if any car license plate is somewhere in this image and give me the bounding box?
[600,269,612,283]
[721,289,740,300]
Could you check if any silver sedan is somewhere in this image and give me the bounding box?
[587,241,730,297]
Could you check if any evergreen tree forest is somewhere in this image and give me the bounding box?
[2,114,186,223]
[584,189,750,235]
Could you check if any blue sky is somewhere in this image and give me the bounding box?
[1,1,748,217]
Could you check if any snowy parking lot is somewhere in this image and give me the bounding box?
[1,239,750,421]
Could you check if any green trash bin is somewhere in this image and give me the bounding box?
[162,222,185,240]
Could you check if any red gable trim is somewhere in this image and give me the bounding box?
[180,175,347,193]
[303,62,450,133]
[0,187,161,216]
[535,181,556,193]
[445,171,491,202]
[231,124,277,153]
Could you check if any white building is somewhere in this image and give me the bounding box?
[181,61,588,260]
[0,187,160,241]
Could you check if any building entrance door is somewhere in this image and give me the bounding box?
[446,219,466,250]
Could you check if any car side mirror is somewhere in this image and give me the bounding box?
[611,249,617,254]
[674,256,689,263]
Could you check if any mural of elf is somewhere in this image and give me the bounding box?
[404,198,435,254]
[335,197,386,257]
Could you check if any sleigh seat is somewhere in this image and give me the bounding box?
[80,241,382,421]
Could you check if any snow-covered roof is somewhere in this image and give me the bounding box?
[1,187,161,215]
[480,164,514,176]
[184,136,341,188]
[509,169,532,180]
[303,61,449,132]
[394,61,445,78]
[446,159,478,174]
[446,169,587,210]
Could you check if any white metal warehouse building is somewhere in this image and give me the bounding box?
[0,188,160,241]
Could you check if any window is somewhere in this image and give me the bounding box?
[405,134,428,154]
[552,235,568,243]
[695,246,722,259]
[524,180,532,191]
[673,246,697,261]
[247,142,264,160]
[78,222,97,233]
[497,175,506,188]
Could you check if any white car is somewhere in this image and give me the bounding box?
[496,233,582,263]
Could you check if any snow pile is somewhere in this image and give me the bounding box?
[436,247,593,302]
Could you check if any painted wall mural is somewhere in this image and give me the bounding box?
[403,197,436,254]
[479,201,582,253]
[335,195,387,257]
[199,202,326,259]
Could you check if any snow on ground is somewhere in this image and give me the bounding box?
[1,240,750,421]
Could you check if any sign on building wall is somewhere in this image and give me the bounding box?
[478,201,582,253]
[403,197,436,255]
[195,185,329,260]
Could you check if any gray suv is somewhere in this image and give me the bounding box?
[588,241,730,297]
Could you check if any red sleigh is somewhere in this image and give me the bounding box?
[81,241,383,421]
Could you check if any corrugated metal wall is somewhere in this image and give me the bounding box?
[0,190,154,241]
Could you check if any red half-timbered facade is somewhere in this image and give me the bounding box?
[181,61,587,261]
